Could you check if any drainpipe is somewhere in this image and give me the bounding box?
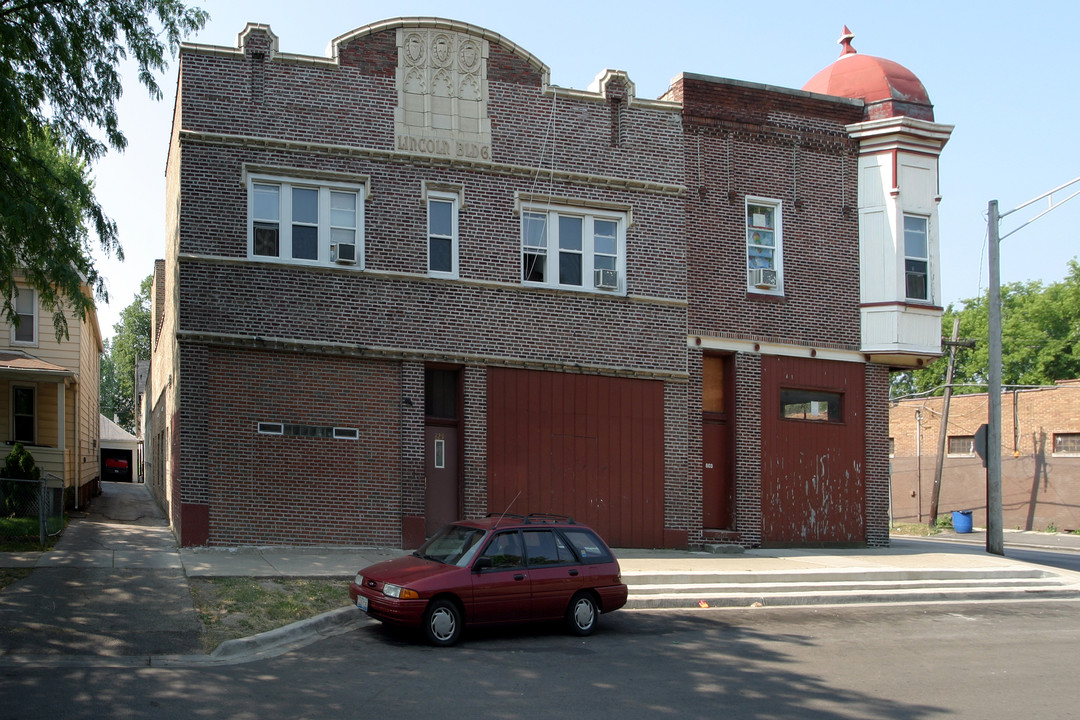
[915,409,922,522]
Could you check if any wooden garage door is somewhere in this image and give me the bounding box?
[486,368,665,548]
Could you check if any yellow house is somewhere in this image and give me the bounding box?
[0,277,102,506]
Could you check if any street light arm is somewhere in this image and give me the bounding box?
[999,174,1080,219]
[1000,187,1080,241]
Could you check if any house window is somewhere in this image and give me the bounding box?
[427,193,458,278]
[780,388,842,423]
[947,435,975,456]
[889,438,895,457]
[904,215,929,301]
[521,206,625,293]
[1053,433,1080,455]
[11,288,36,345]
[746,199,782,293]
[248,176,364,268]
[11,384,35,444]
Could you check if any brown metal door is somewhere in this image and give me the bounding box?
[702,355,735,529]
[425,426,459,536]
[760,356,866,545]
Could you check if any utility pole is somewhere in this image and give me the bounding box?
[986,175,1080,556]
[987,200,1003,555]
[928,318,974,529]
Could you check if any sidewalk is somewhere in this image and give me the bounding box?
[2,482,1080,666]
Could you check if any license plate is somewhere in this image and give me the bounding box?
[356,595,369,612]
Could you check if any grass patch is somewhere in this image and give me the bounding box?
[0,568,31,591]
[188,576,353,652]
[890,522,942,537]
[0,515,65,551]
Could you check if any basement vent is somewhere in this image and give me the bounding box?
[256,423,359,440]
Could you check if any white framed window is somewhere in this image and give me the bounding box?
[427,192,459,278]
[746,198,783,294]
[904,215,929,301]
[520,205,626,293]
[947,435,975,457]
[11,384,36,444]
[10,288,37,346]
[248,175,364,268]
[1053,432,1080,456]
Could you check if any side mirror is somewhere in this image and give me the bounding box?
[472,557,492,573]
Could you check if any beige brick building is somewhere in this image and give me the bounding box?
[889,379,1080,531]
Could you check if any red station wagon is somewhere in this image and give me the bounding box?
[349,514,629,646]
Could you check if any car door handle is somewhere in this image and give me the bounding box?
[514,574,526,581]
[568,569,579,577]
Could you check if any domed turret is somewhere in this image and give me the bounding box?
[803,27,933,121]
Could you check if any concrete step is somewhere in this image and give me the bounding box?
[621,566,1080,609]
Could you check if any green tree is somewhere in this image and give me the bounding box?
[0,0,207,339]
[100,275,152,432]
[892,259,1080,398]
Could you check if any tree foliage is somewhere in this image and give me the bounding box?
[0,0,207,339]
[892,260,1080,398]
[100,274,151,432]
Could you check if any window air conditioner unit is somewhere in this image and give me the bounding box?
[594,268,619,290]
[749,267,777,289]
[334,243,357,264]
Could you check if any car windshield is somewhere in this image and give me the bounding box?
[414,524,486,566]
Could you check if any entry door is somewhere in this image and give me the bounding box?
[424,426,459,536]
[702,355,735,529]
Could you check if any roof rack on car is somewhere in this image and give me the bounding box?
[485,512,525,520]
[524,512,576,524]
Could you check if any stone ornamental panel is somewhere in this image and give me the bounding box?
[396,28,491,161]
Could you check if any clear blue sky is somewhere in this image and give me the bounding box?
[90,0,1080,339]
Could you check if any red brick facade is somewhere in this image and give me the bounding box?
[148,19,896,548]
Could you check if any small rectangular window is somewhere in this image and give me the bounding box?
[1053,433,1080,455]
[12,288,37,345]
[889,438,895,457]
[333,427,359,440]
[428,197,456,276]
[947,435,975,456]
[746,198,783,293]
[257,422,284,435]
[780,388,842,423]
[904,215,929,301]
[12,384,35,443]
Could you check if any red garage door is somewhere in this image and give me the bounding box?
[486,368,665,548]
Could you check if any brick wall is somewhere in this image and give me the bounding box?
[890,380,1080,531]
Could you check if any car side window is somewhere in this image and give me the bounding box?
[561,529,612,563]
[479,531,524,569]
[523,529,576,566]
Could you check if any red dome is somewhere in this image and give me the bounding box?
[802,27,934,121]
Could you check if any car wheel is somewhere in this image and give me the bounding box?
[566,592,598,636]
[423,599,462,646]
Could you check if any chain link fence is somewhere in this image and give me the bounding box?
[0,474,64,546]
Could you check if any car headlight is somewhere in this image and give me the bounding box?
[354,574,364,586]
[382,583,419,600]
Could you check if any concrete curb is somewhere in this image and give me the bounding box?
[210,605,368,661]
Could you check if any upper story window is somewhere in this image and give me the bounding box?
[904,215,929,301]
[746,199,783,294]
[10,288,37,346]
[521,205,625,294]
[427,192,459,278]
[248,175,364,268]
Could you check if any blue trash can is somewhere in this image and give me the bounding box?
[951,510,973,533]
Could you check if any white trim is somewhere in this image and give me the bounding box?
[691,336,866,364]
[520,202,627,295]
[333,427,359,440]
[257,422,284,435]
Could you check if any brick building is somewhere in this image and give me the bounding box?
[147,19,952,548]
[890,380,1080,532]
